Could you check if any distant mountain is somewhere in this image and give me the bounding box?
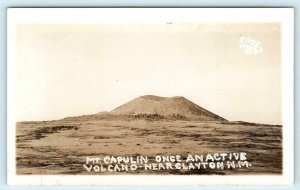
[110,95,227,121]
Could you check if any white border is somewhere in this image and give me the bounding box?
[7,8,294,186]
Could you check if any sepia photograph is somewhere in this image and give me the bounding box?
[7,8,294,185]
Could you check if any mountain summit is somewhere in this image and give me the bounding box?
[111,95,226,121]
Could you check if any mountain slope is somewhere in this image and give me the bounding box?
[111,95,226,121]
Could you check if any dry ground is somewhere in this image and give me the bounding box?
[16,116,282,175]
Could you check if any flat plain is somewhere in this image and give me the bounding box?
[16,116,282,175]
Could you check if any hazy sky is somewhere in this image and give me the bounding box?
[16,23,281,124]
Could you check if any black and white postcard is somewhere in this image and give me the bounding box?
[7,8,294,185]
